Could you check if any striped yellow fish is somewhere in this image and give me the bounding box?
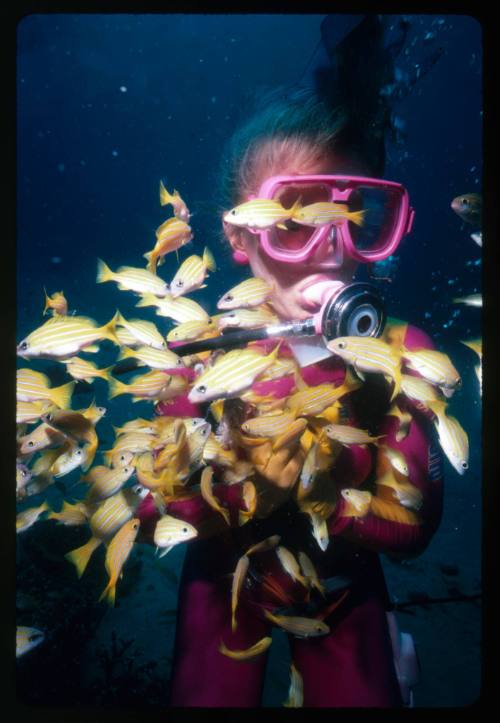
[169,247,216,297]
[400,374,442,406]
[286,373,359,417]
[99,518,140,606]
[376,471,423,511]
[16,400,54,424]
[113,418,157,436]
[78,399,107,426]
[263,609,330,638]
[223,197,302,231]
[217,277,274,310]
[16,501,50,533]
[241,411,297,439]
[259,356,300,382]
[84,465,135,502]
[428,400,469,475]
[307,511,329,551]
[200,466,230,525]
[115,326,142,347]
[117,345,184,370]
[276,546,309,588]
[284,664,304,708]
[145,218,193,273]
[51,444,85,478]
[186,422,211,469]
[17,313,119,360]
[327,336,403,402]
[62,357,114,383]
[65,487,147,578]
[16,627,45,658]
[16,368,75,408]
[18,422,67,455]
[292,201,366,228]
[47,500,91,526]
[231,554,250,631]
[387,403,412,442]
[102,432,156,464]
[340,488,372,516]
[380,445,409,477]
[298,552,325,596]
[159,181,190,222]
[217,306,279,330]
[188,343,282,403]
[137,292,210,324]
[219,637,272,662]
[41,409,98,470]
[166,319,215,342]
[96,259,169,296]
[115,312,167,350]
[323,423,384,446]
[402,348,461,397]
[299,441,319,493]
[43,288,68,316]
[202,433,238,468]
[153,514,198,557]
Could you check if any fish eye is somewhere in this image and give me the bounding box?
[462,198,469,205]
[461,461,469,470]
[19,341,28,351]
[76,450,82,456]
[98,407,106,413]
[197,385,207,395]
[224,294,233,302]
[231,209,236,215]
[337,341,346,349]
[45,414,53,422]
[182,527,188,533]
[27,441,34,447]
[175,280,184,287]
[28,633,42,643]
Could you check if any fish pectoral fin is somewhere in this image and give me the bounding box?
[158,545,174,558]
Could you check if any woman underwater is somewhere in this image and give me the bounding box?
[134,17,445,708]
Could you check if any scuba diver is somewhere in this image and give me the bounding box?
[135,15,444,707]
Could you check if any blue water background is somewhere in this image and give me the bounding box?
[16,14,482,708]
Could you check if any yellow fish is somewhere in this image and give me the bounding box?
[292,201,365,227]
[47,500,91,526]
[428,400,469,475]
[400,374,442,406]
[16,627,45,658]
[286,372,359,417]
[327,336,403,402]
[113,418,157,436]
[323,423,384,446]
[263,609,330,638]
[137,292,210,324]
[18,422,67,455]
[231,554,250,632]
[169,247,216,297]
[62,357,114,383]
[283,664,304,708]
[276,547,309,588]
[217,306,278,330]
[99,518,140,606]
[340,488,372,516]
[307,511,329,552]
[102,432,156,464]
[16,400,54,424]
[217,277,274,310]
[145,218,193,273]
[43,288,68,316]
[115,311,167,350]
[219,637,272,661]
[51,443,86,478]
[200,466,230,526]
[117,345,184,370]
[16,501,50,533]
[17,313,119,360]
[380,445,409,477]
[223,197,302,231]
[108,370,177,401]
[115,326,142,347]
[188,343,282,403]
[241,411,297,439]
[96,259,169,296]
[159,180,190,222]
[376,471,423,511]
[41,409,98,470]
[77,399,107,426]
[16,368,75,408]
[402,348,461,397]
[166,319,216,343]
[83,465,135,502]
[387,403,412,442]
[153,514,198,557]
[298,552,325,596]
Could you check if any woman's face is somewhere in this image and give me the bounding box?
[224,152,371,320]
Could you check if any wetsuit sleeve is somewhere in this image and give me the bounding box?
[327,325,445,559]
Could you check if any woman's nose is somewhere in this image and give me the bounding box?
[311,226,343,265]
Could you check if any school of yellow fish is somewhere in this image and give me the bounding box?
[16,185,477,702]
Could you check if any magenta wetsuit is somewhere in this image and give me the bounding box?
[136,323,444,707]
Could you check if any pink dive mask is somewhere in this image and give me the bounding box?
[238,174,415,267]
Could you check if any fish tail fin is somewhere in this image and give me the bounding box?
[143,251,153,262]
[159,180,174,206]
[347,209,367,227]
[427,399,447,420]
[108,376,128,399]
[389,368,402,402]
[98,579,117,606]
[203,246,217,272]
[147,254,157,274]
[50,381,76,410]
[135,293,155,308]
[117,347,133,361]
[344,366,362,391]
[99,365,115,382]
[99,311,121,346]
[81,439,97,472]
[43,287,51,315]
[287,196,303,218]
[96,258,114,284]
[65,536,101,578]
